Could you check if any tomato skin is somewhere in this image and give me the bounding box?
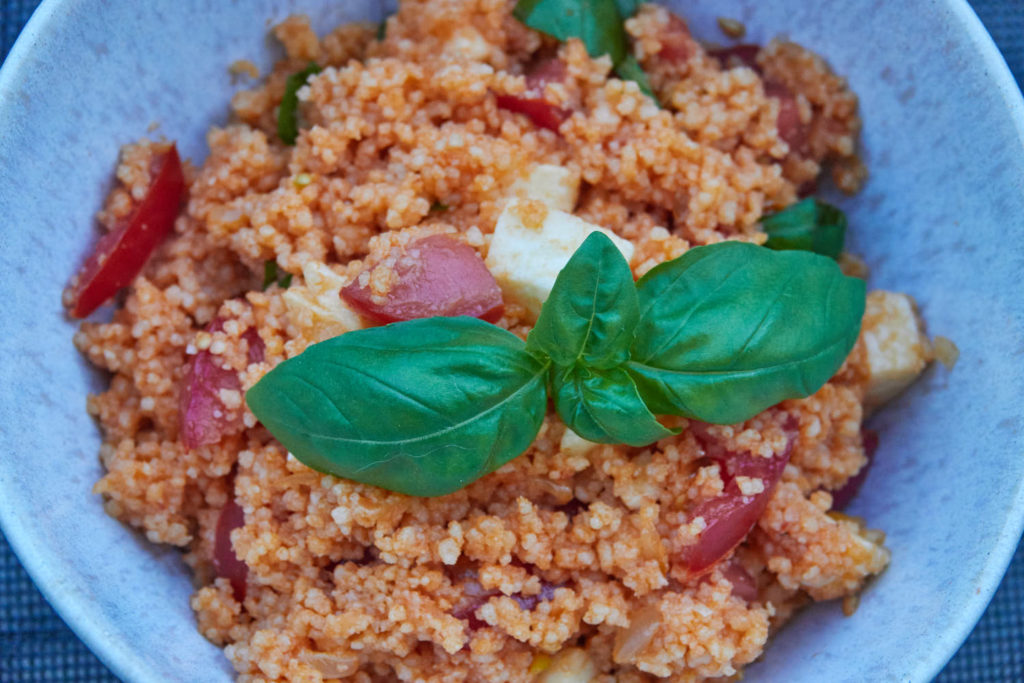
[213,498,248,602]
[708,44,761,71]
[764,81,808,152]
[658,14,698,63]
[676,424,796,580]
[495,58,569,132]
[341,234,504,324]
[179,319,240,450]
[720,560,758,602]
[830,429,878,510]
[67,144,185,318]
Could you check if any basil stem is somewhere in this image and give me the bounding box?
[277,62,322,146]
[628,242,865,424]
[246,317,549,497]
[761,198,847,259]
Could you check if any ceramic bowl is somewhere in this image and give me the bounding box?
[1,0,1022,681]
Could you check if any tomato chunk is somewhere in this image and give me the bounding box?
[764,81,808,152]
[830,429,878,510]
[677,425,796,579]
[179,319,242,450]
[720,560,758,602]
[242,326,265,364]
[213,499,247,602]
[495,58,569,132]
[658,14,698,63]
[67,144,185,318]
[708,44,762,72]
[341,234,504,323]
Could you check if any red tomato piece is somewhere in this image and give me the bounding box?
[708,44,762,72]
[764,81,808,152]
[242,326,265,364]
[179,319,242,450]
[213,498,248,602]
[720,560,758,602]
[658,14,698,63]
[830,429,879,510]
[495,58,569,132]
[341,234,504,324]
[677,426,796,580]
[67,144,186,318]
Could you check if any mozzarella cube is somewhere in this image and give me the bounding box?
[861,290,932,409]
[559,429,599,459]
[282,261,365,342]
[486,200,634,319]
[507,164,580,213]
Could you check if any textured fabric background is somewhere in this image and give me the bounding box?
[1,0,1022,681]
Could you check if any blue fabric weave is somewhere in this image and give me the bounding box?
[1,1,1022,681]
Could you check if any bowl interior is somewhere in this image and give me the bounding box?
[0,1,1022,681]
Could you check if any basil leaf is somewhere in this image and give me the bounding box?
[246,317,549,497]
[761,198,847,259]
[430,201,449,212]
[277,62,321,146]
[552,365,676,446]
[513,0,628,67]
[628,242,865,424]
[526,231,637,369]
[615,54,658,103]
[613,0,639,18]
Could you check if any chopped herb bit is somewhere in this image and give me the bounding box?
[293,173,313,187]
[262,260,278,290]
[248,236,864,496]
[277,62,322,146]
[615,55,658,103]
[430,201,450,212]
[761,198,847,259]
[377,19,387,41]
[717,17,746,39]
[262,260,293,290]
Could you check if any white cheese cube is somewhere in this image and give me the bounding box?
[507,164,580,213]
[862,290,932,410]
[486,200,635,319]
[282,262,365,342]
[559,429,599,459]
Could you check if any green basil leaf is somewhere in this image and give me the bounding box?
[246,317,549,497]
[761,198,847,259]
[628,242,865,424]
[614,54,658,104]
[430,201,449,212]
[278,272,293,288]
[613,0,639,19]
[526,231,637,369]
[513,0,628,67]
[277,62,322,146]
[552,365,676,446]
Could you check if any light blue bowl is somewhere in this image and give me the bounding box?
[1,1,1022,681]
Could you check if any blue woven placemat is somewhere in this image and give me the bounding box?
[1,1,1022,681]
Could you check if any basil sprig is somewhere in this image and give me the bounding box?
[277,62,322,146]
[513,0,657,102]
[761,198,848,259]
[246,235,864,497]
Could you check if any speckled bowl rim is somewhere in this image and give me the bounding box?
[1,0,1023,681]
